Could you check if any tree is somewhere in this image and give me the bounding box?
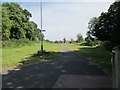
[23,9,32,20]
[88,17,99,32]
[86,17,101,46]
[90,1,120,47]
[2,2,42,41]
[87,17,99,37]
[2,6,12,40]
[85,35,94,46]
[76,33,83,43]
[63,38,66,43]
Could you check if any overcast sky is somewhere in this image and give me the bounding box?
[2,0,115,41]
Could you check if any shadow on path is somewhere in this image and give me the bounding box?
[2,44,112,88]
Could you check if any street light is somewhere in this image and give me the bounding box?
[40,30,45,52]
[40,0,45,53]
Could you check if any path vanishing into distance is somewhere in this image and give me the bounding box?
[2,44,112,88]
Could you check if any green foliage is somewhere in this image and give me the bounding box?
[45,39,54,43]
[69,38,75,43]
[88,1,120,47]
[88,17,99,32]
[85,17,101,46]
[85,34,102,46]
[2,2,42,41]
[2,38,37,48]
[63,38,66,43]
[76,33,84,43]
[102,41,113,51]
[2,6,12,40]
[85,35,94,46]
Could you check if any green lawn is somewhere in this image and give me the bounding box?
[65,43,112,72]
[2,41,112,73]
[2,41,61,67]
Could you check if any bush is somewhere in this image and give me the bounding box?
[84,41,94,46]
[45,39,53,43]
[102,41,113,51]
[2,41,11,47]
[2,38,36,48]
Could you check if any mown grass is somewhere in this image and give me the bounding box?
[2,41,61,67]
[65,43,112,72]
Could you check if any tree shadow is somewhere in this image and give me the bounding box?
[72,46,112,73]
[2,50,111,88]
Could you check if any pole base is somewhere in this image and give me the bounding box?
[37,50,47,56]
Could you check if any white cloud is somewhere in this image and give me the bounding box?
[19,2,113,41]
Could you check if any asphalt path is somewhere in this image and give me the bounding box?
[2,44,112,88]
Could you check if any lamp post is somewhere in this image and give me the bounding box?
[40,30,45,52]
[40,0,45,53]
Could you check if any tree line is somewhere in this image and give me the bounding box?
[86,1,120,50]
[2,1,120,50]
[2,2,42,41]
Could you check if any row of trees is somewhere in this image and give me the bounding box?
[86,1,120,49]
[64,34,84,43]
[2,2,43,41]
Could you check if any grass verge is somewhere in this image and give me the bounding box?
[65,43,112,73]
[2,41,61,67]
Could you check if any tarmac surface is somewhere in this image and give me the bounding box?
[2,44,112,88]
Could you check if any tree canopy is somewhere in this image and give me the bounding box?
[87,1,120,47]
[2,2,42,41]
[76,33,83,43]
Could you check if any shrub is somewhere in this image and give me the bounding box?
[2,38,35,48]
[102,41,113,51]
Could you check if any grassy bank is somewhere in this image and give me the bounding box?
[65,43,112,72]
[2,41,61,67]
